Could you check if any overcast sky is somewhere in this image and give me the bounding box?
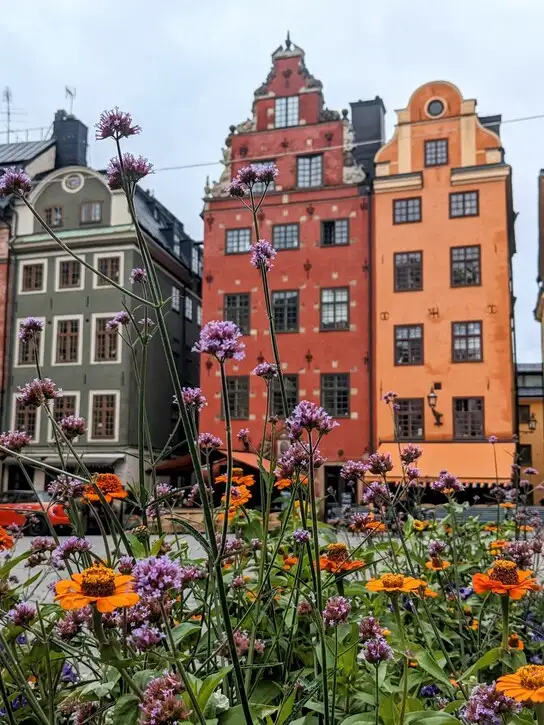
[2,0,541,362]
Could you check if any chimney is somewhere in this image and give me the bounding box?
[349,96,386,179]
[53,109,88,168]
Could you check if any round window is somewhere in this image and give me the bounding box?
[62,173,84,193]
[427,99,445,117]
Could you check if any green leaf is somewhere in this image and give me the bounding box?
[150,536,166,555]
[291,717,319,725]
[171,622,201,646]
[250,681,282,705]
[198,666,232,712]
[219,704,277,723]
[112,694,140,725]
[276,688,296,725]
[405,712,461,725]
[340,715,375,725]
[80,681,117,699]
[459,647,501,681]
[126,534,146,558]
[413,651,452,687]
[166,515,211,554]
[379,695,398,725]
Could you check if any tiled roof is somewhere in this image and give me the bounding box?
[0,139,55,166]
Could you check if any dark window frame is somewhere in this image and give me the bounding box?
[96,256,121,286]
[393,197,422,224]
[518,404,531,425]
[58,259,81,289]
[394,251,423,292]
[395,398,425,440]
[449,191,479,218]
[321,219,349,247]
[296,154,323,189]
[225,228,252,255]
[424,139,449,167]
[91,393,117,440]
[80,201,103,225]
[275,96,299,129]
[320,373,350,418]
[452,320,483,363]
[272,290,299,333]
[224,293,251,335]
[52,395,77,424]
[271,374,299,418]
[450,245,481,287]
[14,400,37,440]
[518,444,533,466]
[17,322,42,366]
[453,397,485,439]
[55,318,80,364]
[394,324,424,366]
[225,376,250,419]
[44,206,64,228]
[21,263,45,292]
[94,317,119,362]
[272,223,299,251]
[252,160,277,194]
[320,287,350,331]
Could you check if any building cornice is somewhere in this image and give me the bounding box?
[373,172,423,194]
[450,164,510,186]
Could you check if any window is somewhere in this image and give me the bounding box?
[424,139,448,166]
[518,444,533,466]
[395,399,424,440]
[272,291,299,332]
[253,160,276,194]
[184,295,193,321]
[454,398,484,439]
[80,202,102,224]
[451,245,481,287]
[395,252,422,291]
[172,287,181,312]
[45,206,63,227]
[14,400,37,441]
[452,321,482,362]
[96,256,121,286]
[224,294,250,335]
[57,259,81,290]
[275,96,299,128]
[450,191,479,218]
[271,375,298,418]
[393,198,421,224]
[196,304,202,326]
[427,99,445,117]
[321,374,350,417]
[91,394,117,440]
[191,246,202,275]
[297,154,323,188]
[226,228,251,254]
[321,220,349,247]
[518,405,531,425]
[173,234,181,257]
[273,224,299,250]
[55,319,81,364]
[395,325,423,365]
[21,262,45,293]
[52,395,77,424]
[94,318,118,362]
[225,376,249,419]
[17,319,43,366]
[321,288,349,330]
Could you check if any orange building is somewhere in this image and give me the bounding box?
[372,81,516,488]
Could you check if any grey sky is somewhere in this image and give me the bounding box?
[2,0,541,362]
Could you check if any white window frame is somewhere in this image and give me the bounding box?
[18,258,48,295]
[172,286,181,313]
[184,294,193,321]
[11,393,41,443]
[90,313,122,365]
[87,390,120,443]
[196,303,202,326]
[14,316,46,369]
[47,390,81,443]
[275,96,299,128]
[191,247,200,275]
[92,251,124,289]
[80,201,102,224]
[54,255,85,292]
[51,314,84,366]
[173,233,181,257]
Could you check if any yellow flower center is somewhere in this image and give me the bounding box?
[326,543,348,562]
[490,559,519,585]
[80,566,116,597]
[382,574,405,589]
[518,665,544,690]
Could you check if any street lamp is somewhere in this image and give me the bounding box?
[427,386,443,426]
[528,413,537,432]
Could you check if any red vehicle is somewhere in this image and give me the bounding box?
[0,490,70,535]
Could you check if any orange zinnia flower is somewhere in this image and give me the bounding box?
[508,633,524,650]
[482,523,498,533]
[468,619,479,630]
[425,559,451,572]
[500,502,515,509]
[55,565,139,613]
[274,478,292,490]
[319,542,364,573]
[215,469,256,487]
[222,485,251,508]
[412,520,429,532]
[489,539,508,554]
[0,526,14,551]
[84,473,127,503]
[520,525,534,533]
[496,664,544,703]
[472,559,537,600]
[283,555,298,571]
[366,573,427,594]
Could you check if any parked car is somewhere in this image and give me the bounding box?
[0,490,70,535]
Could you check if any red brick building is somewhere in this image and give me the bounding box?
[201,37,378,505]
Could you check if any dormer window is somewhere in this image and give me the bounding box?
[275,96,299,128]
[80,202,102,224]
[173,232,181,257]
[45,207,63,228]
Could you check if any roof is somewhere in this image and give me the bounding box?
[517,363,543,373]
[0,139,54,166]
[154,450,270,474]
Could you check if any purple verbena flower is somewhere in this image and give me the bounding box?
[118,555,135,574]
[233,629,250,656]
[128,624,164,652]
[59,415,86,440]
[179,565,207,587]
[383,391,398,404]
[504,540,533,569]
[524,467,539,476]
[106,311,131,331]
[0,430,31,453]
[488,435,498,444]
[132,556,183,600]
[48,475,87,501]
[95,108,141,140]
[232,575,245,589]
[198,432,223,450]
[285,400,338,440]
[255,163,278,184]
[400,444,423,465]
[297,600,312,615]
[0,167,32,197]
[461,683,520,725]
[30,537,56,553]
[130,267,147,284]
[237,428,250,443]
[106,153,153,191]
[60,662,79,683]
[18,317,44,343]
[235,166,258,185]
[228,178,246,197]
[140,672,190,724]
[366,452,394,476]
[52,537,92,568]
[421,684,441,698]
[250,239,277,272]
[361,636,393,664]
[274,441,325,478]
[359,616,385,641]
[17,378,61,407]
[193,320,245,362]
[361,481,390,506]
[251,538,262,551]
[179,387,207,412]
[406,466,421,481]
[431,470,464,495]
[323,596,351,627]
[54,607,92,640]
[293,528,311,545]
[340,460,367,483]
[252,362,278,379]
[8,601,37,626]
[427,540,446,558]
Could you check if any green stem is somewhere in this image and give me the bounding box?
[501,595,510,652]
[536,704,544,725]
[331,626,339,723]
[219,363,233,555]
[375,664,380,725]
[392,597,408,725]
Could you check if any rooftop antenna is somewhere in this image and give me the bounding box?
[65,86,76,115]
[3,87,12,143]
[285,30,292,50]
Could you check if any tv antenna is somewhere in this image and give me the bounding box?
[3,87,12,143]
[65,86,76,115]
